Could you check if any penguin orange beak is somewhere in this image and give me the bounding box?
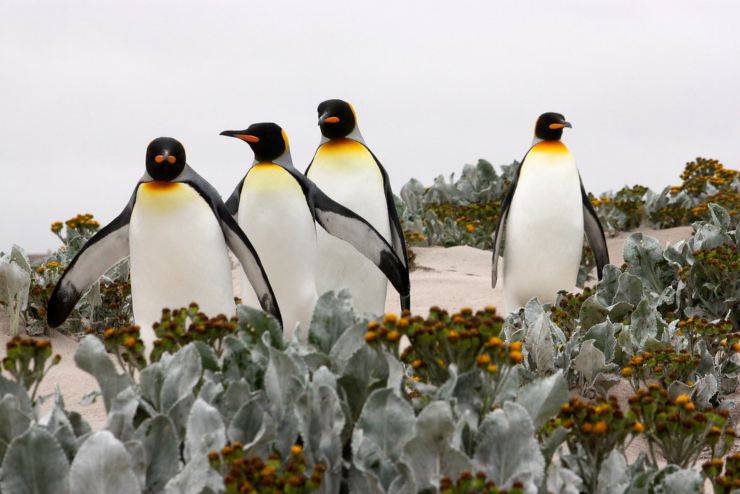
[319,115,340,125]
[220,130,260,142]
[549,122,572,130]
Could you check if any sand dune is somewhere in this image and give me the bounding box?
[1,226,693,430]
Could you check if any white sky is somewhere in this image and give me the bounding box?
[1,0,738,252]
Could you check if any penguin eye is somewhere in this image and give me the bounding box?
[167,155,177,164]
[154,155,165,163]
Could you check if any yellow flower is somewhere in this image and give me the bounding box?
[291,444,303,455]
[508,351,523,364]
[621,367,633,377]
[383,314,398,325]
[675,394,691,405]
[46,261,60,269]
[487,364,498,373]
[466,224,475,233]
[386,330,400,342]
[364,331,378,343]
[508,341,523,352]
[633,422,645,433]
[486,336,504,348]
[476,353,491,367]
[593,421,608,435]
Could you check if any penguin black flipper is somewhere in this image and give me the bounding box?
[180,168,283,325]
[47,190,138,327]
[366,149,409,270]
[491,160,524,288]
[224,178,244,218]
[580,178,609,280]
[284,167,410,310]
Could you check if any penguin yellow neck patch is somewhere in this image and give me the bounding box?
[314,138,374,173]
[142,181,179,192]
[531,141,569,156]
[245,163,297,192]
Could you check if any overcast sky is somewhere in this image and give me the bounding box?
[1,0,738,252]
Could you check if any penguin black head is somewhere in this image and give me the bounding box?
[534,112,572,141]
[220,122,288,162]
[145,137,186,181]
[317,99,357,139]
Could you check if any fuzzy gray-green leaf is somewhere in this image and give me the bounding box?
[0,426,70,494]
[516,371,568,429]
[68,431,139,494]
[402,401,469,491]
[308,290,357,353]
[136,414,180,493]
[473,402,544,489]
[74,335,133,412]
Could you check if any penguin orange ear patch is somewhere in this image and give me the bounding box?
[167,155,177,164]
[154,155,165,163]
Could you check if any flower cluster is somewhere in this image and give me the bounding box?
[2,336,61,402]
[590,185,649,231]
[547,396,636,492]
[439,471,524,494]
[549,288,593,338]
[684,244,739,281]
[208,443,324,494]
[677,242,738,320]
[150,303,238,361]
[424,202,502,248]
[703,453,740,494]
[674,158,737,197]
[97,278,133,329]
[52,213,100,243]
[91,325,146,377]
[621,350,701,390]
[365,307,507,385]
[627,385,735,467]
[404,229,426,244]
[541,396,635,492]
[652,158,738,227]
[676,318,738,358]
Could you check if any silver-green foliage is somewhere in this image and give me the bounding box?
[0,207,736,493]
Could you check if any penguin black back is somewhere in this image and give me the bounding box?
[317,99,356,139]
[220,123,287,162]
[534,112,572,141]
[146,137,186,181]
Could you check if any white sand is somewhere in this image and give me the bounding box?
[0,226,696,431]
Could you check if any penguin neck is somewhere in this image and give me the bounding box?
[320,125,365,146]
[531,137,567,148]
[251,150,293,169]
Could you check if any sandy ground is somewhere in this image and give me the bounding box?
[0,226,696,433]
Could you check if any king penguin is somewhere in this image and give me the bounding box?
[47,137,281,348]
[306,99,409,315]
[221,122,409,341]
[491,113,609,312]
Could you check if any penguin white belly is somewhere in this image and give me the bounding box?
[238,165,318,342]
[129,182,235,348]
[503,142,583,312]
[308,139,391,316]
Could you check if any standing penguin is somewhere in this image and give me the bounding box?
[221,122,409,340]
[47,137,281,348]
[491,113,609,312]
[306,99,409,315]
